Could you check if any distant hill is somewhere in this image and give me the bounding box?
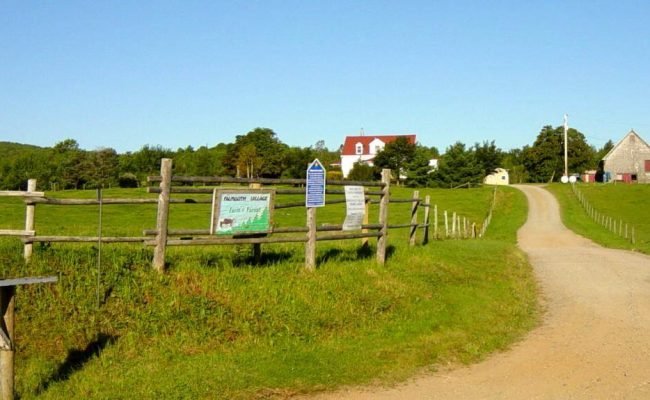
[0,141,43,155]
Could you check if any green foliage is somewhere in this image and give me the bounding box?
[430,142,483,188]
[347,161,377,181]
[473,140,503,176]
[522,125,595,182]
[373,137,417,180]
[0,186,538,399]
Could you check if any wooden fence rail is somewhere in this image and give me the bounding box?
[2,159,485,271]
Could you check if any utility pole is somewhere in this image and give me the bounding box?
[564,114,569,179]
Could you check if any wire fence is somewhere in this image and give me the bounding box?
[571,184,636,244]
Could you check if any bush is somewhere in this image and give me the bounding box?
[118,173,139,188]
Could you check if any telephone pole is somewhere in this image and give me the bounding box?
[564,114,569,179]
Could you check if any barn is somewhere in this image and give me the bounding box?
[601,130,650,183]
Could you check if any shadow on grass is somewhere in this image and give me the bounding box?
[37,333,117,395]
[236,251,295,268]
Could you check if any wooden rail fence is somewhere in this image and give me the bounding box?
[1,159,485,272]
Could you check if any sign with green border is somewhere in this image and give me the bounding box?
[211,189,275,235]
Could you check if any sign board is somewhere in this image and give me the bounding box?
[306,159,326,208]
[343,186,365,230]
[211,189,274,235]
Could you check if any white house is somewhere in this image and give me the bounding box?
[340,134,417,178]
[484,168,509,185]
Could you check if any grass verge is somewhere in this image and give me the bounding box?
[547,183,650,254]
[0,186,538,399]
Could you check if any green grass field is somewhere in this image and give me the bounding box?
[547,183,650,254]
[0,185,538,399]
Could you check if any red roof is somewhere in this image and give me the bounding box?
[341,134,416,156]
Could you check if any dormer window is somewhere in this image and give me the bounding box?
[355,143,363,155]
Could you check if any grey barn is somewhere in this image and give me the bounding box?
[601,130,650,183]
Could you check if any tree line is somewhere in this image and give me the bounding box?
[0,125,614,191]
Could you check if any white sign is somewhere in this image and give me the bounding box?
[343,185,365,231]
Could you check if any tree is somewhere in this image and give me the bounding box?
[523,125,595,182]
[52,139,87,189]
[85,147,119,188]
[225,128,288,178]
[281,146,315,179]
[473,140,503,176]
[404,146,434,187]
[502,147,528,184]
[430,142,483,188]
[373,137,417,184]
[347,161,377,181]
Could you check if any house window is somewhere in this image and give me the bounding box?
[645,160,650,172]
[375,145,382,154]
[355,143,363,155]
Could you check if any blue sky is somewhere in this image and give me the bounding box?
[1,1,649,153]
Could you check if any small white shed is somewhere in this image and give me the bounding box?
[484,168,509,186]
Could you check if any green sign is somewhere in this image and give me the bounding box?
[211,189,274,235]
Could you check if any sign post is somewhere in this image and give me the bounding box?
[305,160,326,270]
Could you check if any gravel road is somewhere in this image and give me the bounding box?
[306,185,650,399]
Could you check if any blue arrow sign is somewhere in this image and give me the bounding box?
[306,159,326,208]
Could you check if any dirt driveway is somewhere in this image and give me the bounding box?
[307,185,650,399]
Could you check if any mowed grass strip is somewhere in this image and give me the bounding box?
[547,183,650,254]
[0,186,538,399]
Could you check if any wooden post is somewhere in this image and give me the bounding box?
[0,286,15,400]
[433,204,438,240]
[305,207,317,271]
[23,179,36,262]
[444,211,449,238]
[377,169,390,265]
[409,190,419,246]
[631,226,636,245]
[361,194,370,247]
[471,222,476,238]
[250,182,262,262]
[452,212,457,238]
[423,195,430,245]
[153,158,172,273]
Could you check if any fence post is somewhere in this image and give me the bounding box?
[377,169,390,265]
[361,192,370,247]
[153,158,172,273]
[423,195,431,245]
[305,207,317,271]
[444,210,448,238]
[250,182,262,263]
[409,190,419,246]
[0,286,15,400]
[452,212,457,238]
[23,179,36,262]
[434,204,438,240]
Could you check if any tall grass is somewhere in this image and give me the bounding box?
[0,185,538,399]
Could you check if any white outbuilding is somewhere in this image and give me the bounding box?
[484,168,509,186]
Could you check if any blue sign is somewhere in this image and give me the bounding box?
[306,159,326,207]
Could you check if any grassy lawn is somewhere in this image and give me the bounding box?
[547,183,650,254]
[0,185,538,399]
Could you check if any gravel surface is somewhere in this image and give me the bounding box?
[304,185,650,399]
